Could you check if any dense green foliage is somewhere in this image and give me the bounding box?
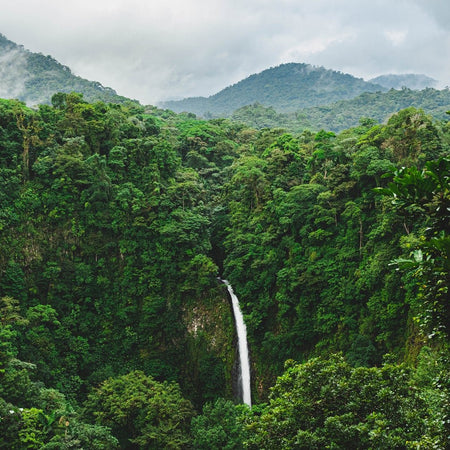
[221,108,448,385]
[0,91,448,448]
[380,157,450,337]
[0,295,119,449]
[86,370,195,448]
[162,63,385,116]
[0,33,134,106]
[231,88,450,132]
[191,398,248,449]
[245,355,432,449]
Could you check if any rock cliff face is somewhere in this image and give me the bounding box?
[182,285,237,407]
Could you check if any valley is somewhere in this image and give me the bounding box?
[0,32,449,449]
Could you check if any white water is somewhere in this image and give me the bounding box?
[221,279,251,407]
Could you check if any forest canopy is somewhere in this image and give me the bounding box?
[0,93,448,448]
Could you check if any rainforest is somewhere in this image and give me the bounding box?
[0,93,449,448]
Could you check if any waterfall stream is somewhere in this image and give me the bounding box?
[221,279,251,407]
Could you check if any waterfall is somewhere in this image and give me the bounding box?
[221,279,251,407]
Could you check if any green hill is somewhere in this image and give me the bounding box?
[231,87,450,132]
[162,62,386,116]
[0,33,135,105]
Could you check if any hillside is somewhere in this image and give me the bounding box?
[162,63,386,116]
[369,73,438,90]
[0,95,448,447]
[231,87,450,132]
[0,33,134,105]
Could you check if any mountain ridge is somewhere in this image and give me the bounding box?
[161,62,387,116]
[0,32,444,127]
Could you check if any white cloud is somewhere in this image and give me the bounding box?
[0,48,29,99]
[0,0,449,104]
[384,30,407,46]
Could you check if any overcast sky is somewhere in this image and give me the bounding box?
[1,0,449,105]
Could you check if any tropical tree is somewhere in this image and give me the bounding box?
[244,355,430,449]
[85,371,195,449]
[191,398,248,449]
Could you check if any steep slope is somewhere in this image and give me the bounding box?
[161,63,386,116]
[0,33,134,105]
[369,73,438,90]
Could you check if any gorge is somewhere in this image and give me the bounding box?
[0,94,448,448]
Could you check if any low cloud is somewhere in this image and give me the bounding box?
[0,48,29,100]
[0,0,449,104]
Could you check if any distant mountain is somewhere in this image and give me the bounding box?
[369,74,438,90]
[161,63,386,116]
[230,87,450,133]
[0,33,134,106]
